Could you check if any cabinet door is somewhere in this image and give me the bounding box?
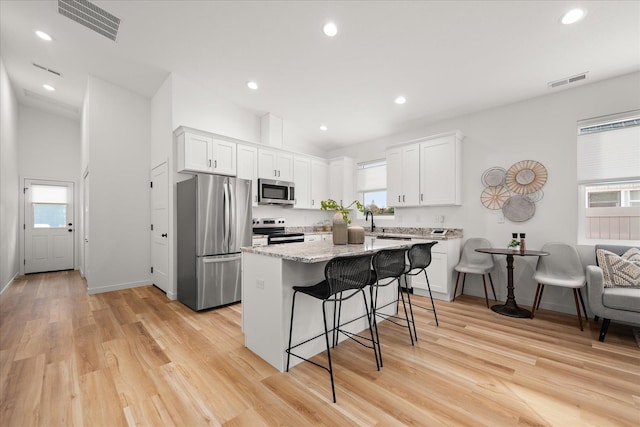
[328,158,354,206]
[402,144,420,206]
[184,133,213,172]
[420,136,460,205]
[276,152,294,181]
[293,156,311,209]
[237,144,258,206]
[386,148,403,206]
[328,159,343,204]
[212,140,237,176]
[310,159,328,209]
[411,252,448,294]
[258,149,277,179]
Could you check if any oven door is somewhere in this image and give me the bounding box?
[258,179,295,205]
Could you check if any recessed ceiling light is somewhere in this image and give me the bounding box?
[247,81,258,90]
[35,30,52,41]
[320,125,328,131]
[394,96,406,105]
[42,84,55,91]
[561,8,587,25]
[323,22,338,37]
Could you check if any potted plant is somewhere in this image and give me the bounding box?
[321,199,364,244]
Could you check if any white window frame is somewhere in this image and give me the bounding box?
[356,159,394,220]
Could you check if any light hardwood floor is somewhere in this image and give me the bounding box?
[1,271,638,426]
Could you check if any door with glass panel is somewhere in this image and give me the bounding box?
[24,180,74,273]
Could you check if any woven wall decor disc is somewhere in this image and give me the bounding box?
[481,167,506,187]
[502,195,536,222]
[526,190,544,203]
[481,185,510,210]
[505,160,547,194]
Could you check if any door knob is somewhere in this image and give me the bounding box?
[161,233,167,238]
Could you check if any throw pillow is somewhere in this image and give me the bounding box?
[596,249,640,288]
[622,247,640,262]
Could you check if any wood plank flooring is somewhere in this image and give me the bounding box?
[1,270,638,426]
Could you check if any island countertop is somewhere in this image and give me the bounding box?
[241,239,412,263]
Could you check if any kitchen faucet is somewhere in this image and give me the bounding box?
[365,210,375,232]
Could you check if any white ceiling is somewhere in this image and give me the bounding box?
[1,1,639,150]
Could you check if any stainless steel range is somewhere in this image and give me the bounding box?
[252,218,304,244]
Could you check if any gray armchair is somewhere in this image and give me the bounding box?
[586,244,640,342]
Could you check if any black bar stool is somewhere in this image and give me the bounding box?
[370,247,416,367]
[404,242,439,340]
[285,253,379,403]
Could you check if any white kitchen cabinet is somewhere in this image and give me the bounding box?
[409,238,461,301]
[293,156,311,209]
[328,157,355,206]
[237,144,259,206]
[419,132,463,205]
[310,158,328,209]
[258,148,293,181]
[386,144,420,207]
[176,128,237,176]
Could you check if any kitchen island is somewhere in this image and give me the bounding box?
[241,239,411,371]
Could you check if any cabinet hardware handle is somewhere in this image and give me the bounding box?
[209,159,212,167]
[214,160,217,168]
[398,195,401,202]
[278,170,281,177]
[161,233,167,238]
[421,193,423,201]
[274,169,277,176]
[403,195,405,202]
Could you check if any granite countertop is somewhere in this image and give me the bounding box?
[286,226,462,240]
[241,239,412,263]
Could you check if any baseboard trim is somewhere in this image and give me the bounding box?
[87,280,150,295]
[0,272,19,295]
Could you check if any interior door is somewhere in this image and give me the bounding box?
[151,162,169,292]
[24,179,74,274]
[82,170,90,280]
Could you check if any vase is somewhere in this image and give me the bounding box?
[332,212,348,245]
[347,225,365,244]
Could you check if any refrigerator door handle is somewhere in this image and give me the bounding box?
[223,179,230,250]
[228,182,236,252]
[202,254,241,263]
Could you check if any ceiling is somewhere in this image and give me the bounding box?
[1,1,639,150]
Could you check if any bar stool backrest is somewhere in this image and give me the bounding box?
[407,242,438,271]
[372,248,407,280]
[325,253,374,296]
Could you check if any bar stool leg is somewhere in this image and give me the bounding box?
[361,289,380,371]
[404,278,418,342]
[424,270,439,327]
[322,301,336,403]
[398,278,415,346]
[286,291,299,372]
[370,284,383,368]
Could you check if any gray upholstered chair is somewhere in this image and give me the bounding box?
[453,238,497,307]
[587,244,640,342]
[531,242,587,330]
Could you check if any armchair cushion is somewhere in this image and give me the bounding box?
[596,249,640,288]
[602,287,640,312]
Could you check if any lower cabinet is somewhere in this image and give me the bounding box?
[409,238,461,301]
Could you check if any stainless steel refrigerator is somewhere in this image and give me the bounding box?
[177,174,252,311]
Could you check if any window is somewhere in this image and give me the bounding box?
[31,184,69,229]
[356,160,394,217]
[577,110,640,243]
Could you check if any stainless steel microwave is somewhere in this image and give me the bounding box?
[258,179,295,206]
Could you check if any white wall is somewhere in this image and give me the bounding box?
[0,58,19,293]
[330,72,640,314]
[84,76,151,294]
[17,105,81,271]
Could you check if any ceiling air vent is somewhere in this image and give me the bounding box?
[548,72,588,89]
[33,63,63,77]
[58,0,120,42]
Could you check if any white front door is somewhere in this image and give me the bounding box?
[24,179,74,274]
[150,163,169,292]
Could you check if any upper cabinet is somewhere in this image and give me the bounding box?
[386,131,463,207]
[419,132,463,206]
[386,143,420,207]
[310,158,328,209]
[293,155,311,209]
[176,128,237,176]
[328,157,355,206]
[258,148,293,181]
[237,144,259,206]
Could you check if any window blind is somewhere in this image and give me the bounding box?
[356,162,386,191]
[577,111,640,184]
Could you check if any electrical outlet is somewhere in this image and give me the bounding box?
[256,279,264,289]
